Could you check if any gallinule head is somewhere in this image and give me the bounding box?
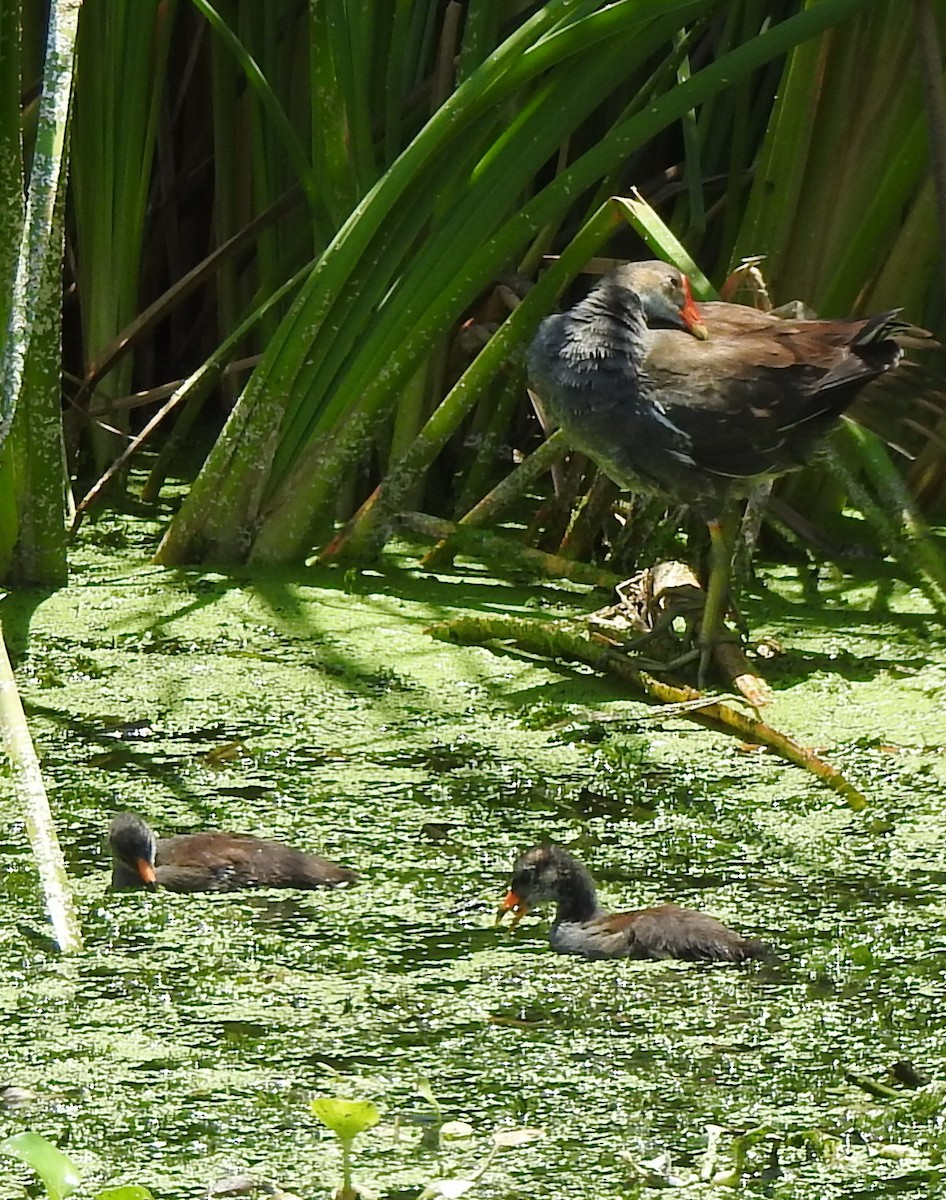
[108,812,358,893]
[527,261,921,676]
[496,845,769,963]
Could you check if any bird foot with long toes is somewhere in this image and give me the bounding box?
[653,646,701,673]
[588,562,768,699]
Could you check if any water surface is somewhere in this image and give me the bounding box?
[1,524,944,1199]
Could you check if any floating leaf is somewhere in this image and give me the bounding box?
[492,1128,545,1148]
[420,1179,476,1199]
[95,1188,155,1200]
[440,1122,474,1140]
[0,1132,81,1200]
[875,1144,919,1161]
[310,1097,380,1141]
[0,1086,36,1108]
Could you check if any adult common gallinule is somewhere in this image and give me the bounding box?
[527,261,919,676]
[108,812,357,893]
[496,845,769,963]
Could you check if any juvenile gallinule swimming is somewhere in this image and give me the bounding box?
[109,812,357,893]
[496,845,769,963]
[527,261,919,675]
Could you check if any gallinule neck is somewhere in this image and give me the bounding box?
[109,812,357,893]
[496,845,769,963]
[527,261,919,676]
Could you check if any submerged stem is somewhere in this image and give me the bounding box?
[430,613,868,810]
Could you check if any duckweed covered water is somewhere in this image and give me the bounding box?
[1,511,945,1199]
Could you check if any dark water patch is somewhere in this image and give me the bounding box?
[371,740,494,773]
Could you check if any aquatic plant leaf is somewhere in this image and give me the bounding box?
[310,1097,380,1141]
[492,1128,545,1148]
[0,1132,81,1200]
[420,1179,476,1200]
[440,1122,474,1140]
[95,1187,155,1200]
[415,1077,440,1114]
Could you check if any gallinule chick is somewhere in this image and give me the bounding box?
[108,812,357,893]
[496,845,769,963]
[527,261,920,676]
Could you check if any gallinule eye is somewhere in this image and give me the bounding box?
[108,812,357,893]
[496,844,769,963]
[527,260,920,677]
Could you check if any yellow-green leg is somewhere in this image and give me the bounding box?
[698,502,741,687]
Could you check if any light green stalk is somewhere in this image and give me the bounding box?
[0,626,83,951]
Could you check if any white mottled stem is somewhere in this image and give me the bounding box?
[0,627,82,952]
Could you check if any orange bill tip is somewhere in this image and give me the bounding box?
[137,859,157,886]
[680,276,709,341]
[495,890,530,929]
